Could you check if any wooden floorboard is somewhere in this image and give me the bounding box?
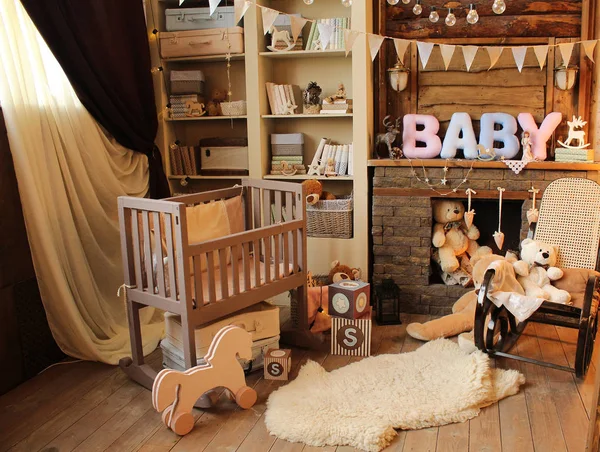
[1,317,597,452]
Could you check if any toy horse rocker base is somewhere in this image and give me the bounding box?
[152,326,258,436]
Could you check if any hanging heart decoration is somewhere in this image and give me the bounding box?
[464,188,476,228]
[494,187,506,249]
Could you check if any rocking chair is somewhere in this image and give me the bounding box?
[474,178,600,378]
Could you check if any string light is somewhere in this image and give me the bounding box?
[407,159,477,197]
[387,1,506,27]
[150,66,163,74]
[387,0,400,4]
[303,0,314,4]
[341,0,352,7]
[445,8,456,26]
[466,4,479,24]
[492,0,506,14]
[401,0,411,4]
[412,0,423,16]
[429,6,439,23]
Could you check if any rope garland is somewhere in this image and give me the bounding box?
[406,158,476,196]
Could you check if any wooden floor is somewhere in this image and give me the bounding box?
[1,313,597,452]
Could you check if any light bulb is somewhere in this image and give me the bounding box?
[150,66,163,74]
[401,0,411,4]
[412,0,422,15]
[492,0,506,14]
[466,4,479,24]
[341,0,352,6]
[303,0,314,5]
[429,6,439,22]
[387,0,399,4]
[445,8,456,26]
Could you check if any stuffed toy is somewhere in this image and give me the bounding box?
[206,88,228,116]
[517,238,571,305]
[301,180,335,205]
[328,260,360,284]
[431,200,485,273]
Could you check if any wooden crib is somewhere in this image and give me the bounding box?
[117,179,308,391]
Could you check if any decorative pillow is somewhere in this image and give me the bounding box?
[552,268,600,309]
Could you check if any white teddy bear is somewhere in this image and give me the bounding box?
[517,238,571,305]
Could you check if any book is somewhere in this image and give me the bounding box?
[170,146,184,175]
[273,86,284,114]
[284,85,294,107]
[348,143,354,176]
[334,145,342,174]
[310,20,320,50]
[339,144,349,175]
[181,146,193,175]
[189,146,198,175]
[555,148,594,158]
[277,85,288,113]
[322,144,331,163]
[306,21,316,50]
[320,110,349,115]
[555,156,593,162]
[271,164,306,170]
[266,83,277,115]
[270,169,308,175]
[311,138,329,167]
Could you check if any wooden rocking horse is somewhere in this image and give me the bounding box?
[152,326,258,435]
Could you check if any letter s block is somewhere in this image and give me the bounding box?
[264,349,292,380]
[331,317,372,356]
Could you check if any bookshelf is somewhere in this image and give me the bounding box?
[150,0,372,277]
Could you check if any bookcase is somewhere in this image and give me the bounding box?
[150,0,373,277]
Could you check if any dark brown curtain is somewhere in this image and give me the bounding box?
[20,0,170,199]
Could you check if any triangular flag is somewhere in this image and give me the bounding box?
[261,7,279,35]
[582,40,597,63]
[417,41,435,69]
[533,45,548,70]
[317,22,335,50]
[558,42,575,66]
[486,46,503,70]
[512,47,527,73]
[209,0,221,16]
[368,34,385,61]
[179,0,184,5]
[462,46,478,72]
[234,0,251,25]
[344,29,359,56]
[290,15,308,44]
[439,44,456,70]
[393,38,411,65]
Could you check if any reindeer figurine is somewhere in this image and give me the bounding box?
[375,115,401,159]
[557,115,590,149]
[152,326,257,436]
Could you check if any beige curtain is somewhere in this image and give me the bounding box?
[0,0,164,364]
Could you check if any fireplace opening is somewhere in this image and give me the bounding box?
[429,198,524,286]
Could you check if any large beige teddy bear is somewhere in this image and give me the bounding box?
[432,200,484,273]
[518,238,571,305]
[406,252,529,341]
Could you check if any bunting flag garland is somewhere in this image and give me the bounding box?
[234,0,251,25]
[393,38,411,65]
[533,45,549,70]
[486,47,503,70]
[344,29,359,56]
[261,7,279,35]
[559,42,575,66]
[209,0,221,16]
[290,15,308,44]
[582,40,597,63]
[439,44,456,70]
[512,46,527,73]
[317,22,335,50]
[368,34,386,62]
[462,46,478,72]
[417,41,435,69]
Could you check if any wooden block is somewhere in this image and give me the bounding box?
[328,280,370,319]
[331,317,372,357]
[264,348,292,380]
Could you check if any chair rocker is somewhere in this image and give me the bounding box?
[474,178,600,378]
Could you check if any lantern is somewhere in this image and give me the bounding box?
[554,66,578,91]
[387,60,410,93]
[374,279,402,325]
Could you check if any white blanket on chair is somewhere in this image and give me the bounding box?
[485,260,545,323]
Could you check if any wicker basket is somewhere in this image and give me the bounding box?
[221,100,247,116]
[307,196,353,238]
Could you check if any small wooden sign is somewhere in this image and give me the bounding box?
[331,317,372,357]
[328,280,371,320]
[264,348,292,380]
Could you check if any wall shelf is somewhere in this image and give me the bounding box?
[168,175,249,180]
[368,159,600,171]
[262,114,353,119]
[165,115,247,122]
[162,53,245,63]
[259,50,349,59]
[264,175,353,180]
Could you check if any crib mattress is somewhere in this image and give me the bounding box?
[164,301,280,354]
[160,335,280,373]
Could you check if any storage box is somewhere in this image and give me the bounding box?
[221,100,247,116]
[271,133,304,156]
[170,70,205,95]
[160,27,244,59]
[166,6,236,32]
[199,137,249,172]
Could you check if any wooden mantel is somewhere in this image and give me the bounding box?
[368,159,600,171]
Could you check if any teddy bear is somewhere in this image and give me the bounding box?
[432,199,485,273]
[301,179,335,205]
[206,88,228,116]
[328,260,361,284]
[406,251,529,342]
[517,238,571,305]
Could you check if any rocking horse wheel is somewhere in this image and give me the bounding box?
[235,386,257,409]
[171,411,195,436]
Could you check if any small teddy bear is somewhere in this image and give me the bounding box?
[301,179,335,205]
[206,88,228,116]
[517,238,571,305]
[328,260,360,284]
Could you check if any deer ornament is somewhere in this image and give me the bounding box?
[557,115,590,149]
[375,115,401,158]
[152,326,257,436]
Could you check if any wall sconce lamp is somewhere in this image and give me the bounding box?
[387,60,410,92]
[554,65,578,91]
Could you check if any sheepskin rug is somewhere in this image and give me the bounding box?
[265,339,525,452]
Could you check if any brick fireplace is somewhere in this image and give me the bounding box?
[370,161,600,315]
